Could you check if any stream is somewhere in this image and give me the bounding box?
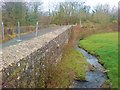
[73,47,110,88]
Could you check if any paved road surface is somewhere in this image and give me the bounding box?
[0,26,65,48]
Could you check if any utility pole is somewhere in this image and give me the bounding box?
[79,4,82,27]
[17,20,21,42]
[49,9,50,16]
[35,21,38,36]
[48,0,51,26]
[2,21,4,40]
[80,18,82,27]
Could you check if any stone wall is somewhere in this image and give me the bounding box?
[0,26,72,88]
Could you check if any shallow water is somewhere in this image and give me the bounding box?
[73,47,109,88]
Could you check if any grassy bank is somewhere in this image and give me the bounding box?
[79,32,118,88]
[47,48,87,88]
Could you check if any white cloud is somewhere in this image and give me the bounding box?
[1,0,119,11]
[85,0,119,7]
[42,0,119,11]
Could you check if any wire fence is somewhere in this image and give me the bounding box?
[0,20,58,44]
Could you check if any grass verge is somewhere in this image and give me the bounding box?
[47,48,87,88]
[79,32,118,88]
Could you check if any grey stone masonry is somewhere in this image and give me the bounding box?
[0,25,72,88]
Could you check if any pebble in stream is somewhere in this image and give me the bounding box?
[73,47,109,88]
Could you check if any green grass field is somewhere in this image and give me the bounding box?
[79,32,118,88]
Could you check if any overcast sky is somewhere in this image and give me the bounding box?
[0,0,119,11]
[42,0,119,11]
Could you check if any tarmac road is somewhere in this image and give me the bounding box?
[0,26,65,48]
